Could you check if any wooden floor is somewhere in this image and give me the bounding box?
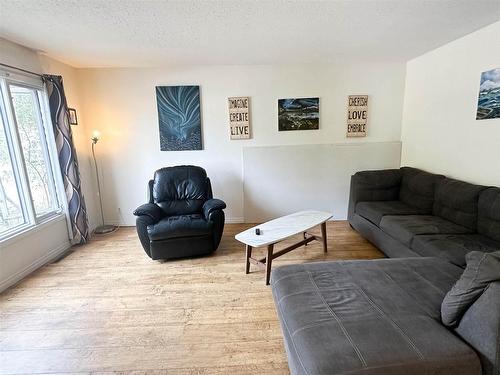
[0,222,382,374]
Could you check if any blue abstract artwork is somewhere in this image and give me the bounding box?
[156,85,202,150]
[476,68,500,120]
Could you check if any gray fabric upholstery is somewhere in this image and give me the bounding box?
[380,215,472,247]
[441,251,500,327]
[433,178,486,231]
[478,187,500,242]
[350,213,421,258]
[455,281,500,375]
[356,201,426,226]
[271,258,481,375]
[399,167,444,212]
[351,169,402,200]
[412,234,500,267]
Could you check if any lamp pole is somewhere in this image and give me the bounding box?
[91,132,117,235]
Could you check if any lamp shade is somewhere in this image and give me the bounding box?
[91,130,100,144]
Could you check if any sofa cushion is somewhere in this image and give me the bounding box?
[441,251,500,327]
[153,166,209,215]
[399,167,444,212]
[380,215,472,247]
[147,214,213,240]
[478,187,500,242]
[433,178,486,231]
[350,169,402,203]
[412,234,500,267]
[356,201,426,226]
[454,281,500,375]
[271,258,480,375]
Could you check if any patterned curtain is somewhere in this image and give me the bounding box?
[43,75,89,244]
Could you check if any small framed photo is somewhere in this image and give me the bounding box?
[68,108,78,125]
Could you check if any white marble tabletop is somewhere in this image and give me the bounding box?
[235,210,332,247]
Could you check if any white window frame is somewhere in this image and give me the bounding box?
[0,69,67,242]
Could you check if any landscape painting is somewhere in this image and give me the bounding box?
[278,98,319,131]
[476,68,500,120]
[156,85,202,150]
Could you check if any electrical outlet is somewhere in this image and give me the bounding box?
[117,207,124,224]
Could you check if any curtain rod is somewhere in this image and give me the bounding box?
[0,62,43,78]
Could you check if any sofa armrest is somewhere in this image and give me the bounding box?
[348,169,402,221]
[133,203,165,223]
[454,281,500,375]
[203,199,226,220]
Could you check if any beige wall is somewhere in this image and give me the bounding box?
[77,63,407,225]
[401,21,500,185]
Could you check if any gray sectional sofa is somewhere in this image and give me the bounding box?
[271,167,500,375]
[347,167,500,266]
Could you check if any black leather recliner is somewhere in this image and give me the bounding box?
[133,166,226,260]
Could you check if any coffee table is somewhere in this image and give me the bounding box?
[235,210,332,285]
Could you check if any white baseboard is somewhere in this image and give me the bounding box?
[105,216,246,227]
[225,217,244,223]
[0,241,71,293]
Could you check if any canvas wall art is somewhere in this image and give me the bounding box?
[156,85,202,151]
[278,98,319,131]
[476,68,500,120]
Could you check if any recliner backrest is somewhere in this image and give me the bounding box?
[433,178,486,230]
[399,167,444,212]
[153,166,210,216]
[478,187,500,242]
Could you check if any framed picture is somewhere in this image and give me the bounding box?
[346,95,368,137]
[68,108,78,125]
[156,85,202,151]
[228,96,251,139]
[278,98,319,131]
[476,68,500,120]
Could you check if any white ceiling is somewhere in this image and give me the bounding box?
[1,0,499,68]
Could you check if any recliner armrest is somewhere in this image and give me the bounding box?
[203,199,226,220]
[133,203,165,223]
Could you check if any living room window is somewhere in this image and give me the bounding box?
[0,71,63,240]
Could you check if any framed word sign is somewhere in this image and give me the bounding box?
[228,96,251,139]
[346,95,368,137]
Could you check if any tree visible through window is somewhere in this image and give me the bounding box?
[0,77,61,239]
[10,86,56,216]
[0,113,25,233]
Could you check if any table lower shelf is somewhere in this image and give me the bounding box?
[244,222,328,285]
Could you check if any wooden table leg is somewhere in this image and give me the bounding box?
[245,245,252,274]
[321,222,328,253]
[303,231,308,245]
[265,244,274,285]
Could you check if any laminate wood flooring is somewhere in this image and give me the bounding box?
[0,222,383,374]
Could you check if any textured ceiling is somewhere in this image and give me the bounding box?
[1,0,500,68]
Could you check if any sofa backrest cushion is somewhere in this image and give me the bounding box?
[455,280,500,375]
[433,178,486,230]
[351,169,402,202]
[399,167,444,212]
[153,165,209,216]
[441,251,500,327]
[478,187,500,242]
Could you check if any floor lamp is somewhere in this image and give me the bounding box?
[91,131,117,235]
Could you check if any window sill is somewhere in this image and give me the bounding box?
[0,213,68,247]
